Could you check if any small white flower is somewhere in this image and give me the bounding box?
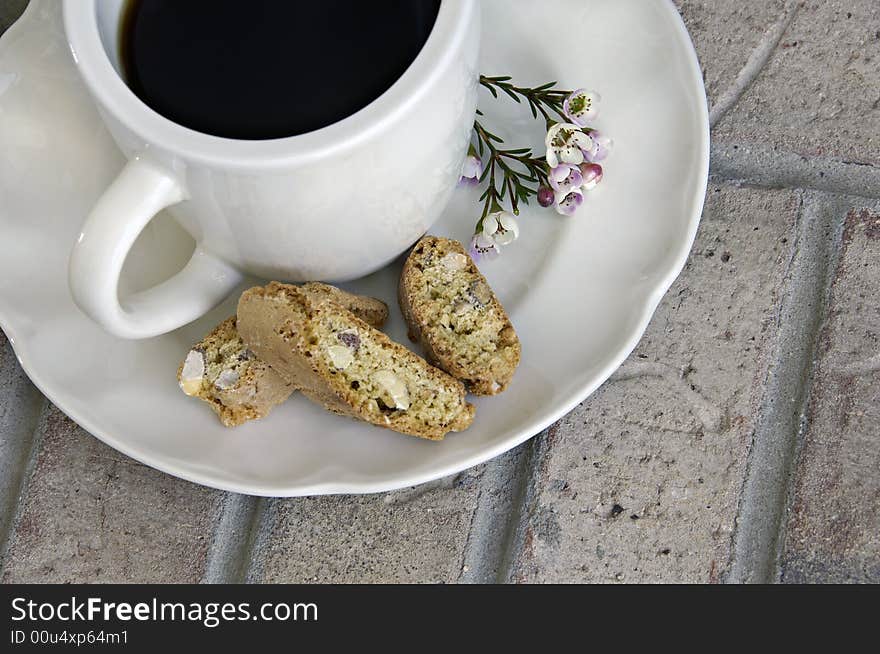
[554,187,584,216]
[563,89,600,127]
[545,122,593,168]
[583,130,613,162]
[459,153,483,185]
[548,163,583,194]
[482,210,519,246]
[468,232,500,261]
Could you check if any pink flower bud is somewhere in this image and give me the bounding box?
[578,163,603,190]
[537,186,555,207]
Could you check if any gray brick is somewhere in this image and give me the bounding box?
[252,468,487,583]
[509,184,800,583]
[713,1,880,165]
[781,208,880,583]
[1,406,223,583]
[673,0,788,107]
[0,331,43,558]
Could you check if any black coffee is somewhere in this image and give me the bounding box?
[120,0,440,140]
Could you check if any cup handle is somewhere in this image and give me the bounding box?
[68,157,243,339]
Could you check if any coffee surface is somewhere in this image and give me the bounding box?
[120,0,440,140]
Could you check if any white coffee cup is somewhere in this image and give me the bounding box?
[63,0,479,338]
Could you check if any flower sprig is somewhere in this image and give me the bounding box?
[460,76,612,261]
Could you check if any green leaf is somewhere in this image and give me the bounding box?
[502,87,521,103]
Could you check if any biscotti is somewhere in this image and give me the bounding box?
[178,316,295,427]
[237,282,475,440]
[178,284,389,427]
[399,236,520,395]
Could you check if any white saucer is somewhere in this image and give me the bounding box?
[0,0,708,496]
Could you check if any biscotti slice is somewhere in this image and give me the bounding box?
[237,282,475,440]
[178,285,389,427]
[178,316,296,427]
[300,281,389,328]
[399,236,520,395]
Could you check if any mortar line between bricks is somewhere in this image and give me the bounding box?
[243,498,277,583]
[202,494,267,584]
[708,0,799,127]
[0,397,48,578]
[725,191,848,584]
[710,142,880,200]
[497,430,551,583]
[458,440,538,583]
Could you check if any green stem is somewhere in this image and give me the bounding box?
[473,120,549,223]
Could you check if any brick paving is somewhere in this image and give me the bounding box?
[780,208,880,583]
[509,185,800,583]
[1,407,223,583]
